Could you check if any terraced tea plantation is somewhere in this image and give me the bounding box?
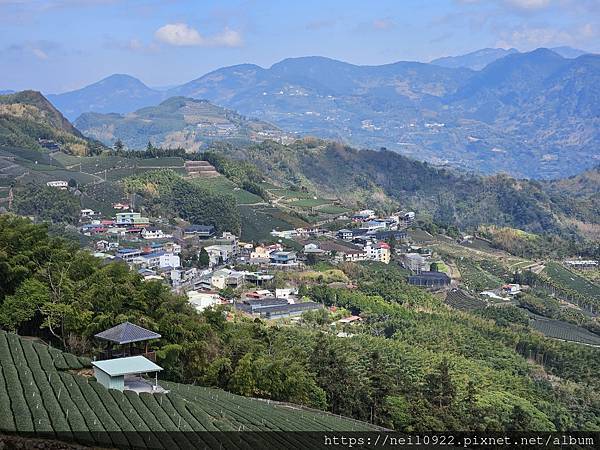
[527,313,600,347]
[543,262,600,304]
[0,331,376,448]
[445,289,487,311]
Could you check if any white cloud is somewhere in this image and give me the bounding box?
[495,23,597,49]
[505,0,551,10]
[154,23,242,48]
[31,48,49,60]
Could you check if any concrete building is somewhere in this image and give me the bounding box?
[92,356,164,393]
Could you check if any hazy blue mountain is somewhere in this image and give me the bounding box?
[550,46,590,59]
[0,90,15,95]
[431,47,589,70]
[45,49,600,178]
[48,74,164,121]
[431,48,519,70]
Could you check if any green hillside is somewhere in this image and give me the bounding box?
[0,91,105,156]
[207,139,600,239]
[0,330,377,448]
[75,96,289,150]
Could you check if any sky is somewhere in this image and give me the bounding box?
[1,0,598,93]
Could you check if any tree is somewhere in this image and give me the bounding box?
[67,178,78,189]
[198,248,210,268]
[424,357,455,409]
[114,139,124,152]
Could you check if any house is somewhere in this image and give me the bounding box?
[403,253,428,273]
[303,243,327,255]
[502,284,521,295]
[162,241,182,254]
[204,245,232,267]
[92,356,165,393]
[116,248,143,261]
[235,298,323,319]
[210,268,233,289]
[116,212,149,226]
[270,251,298,266]
[337,315,362,325]
[564,259,598,270]
[352,209,376,222]
[270,229,297,239]
[251,244,282,259]
[183,224,215,239]
[226,270,246,287]
[80,208,95,218]
[275,288,296,301]
[46,180,68,189]
[244,272,275,285]
[96,240,109,251]
[364,220,387,232]
[336,229,354,241]
[374,230,407,242]
[133,251,180,269]
[112,203,130,210]
[408,271,451,287]
[187,290,222,312]
[141,227,172,240]
[365,242,391,264]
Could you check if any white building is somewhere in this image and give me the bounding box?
[133,252,180,269]
[46,180,68,189]
[187,290,221,312]
[141,228,171,240]
[365,242,391,264]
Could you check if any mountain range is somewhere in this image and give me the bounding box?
[0,89,598,241]
[6,47,599,179]
[430,46,588,70]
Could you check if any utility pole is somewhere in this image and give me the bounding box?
[7,187,13,210]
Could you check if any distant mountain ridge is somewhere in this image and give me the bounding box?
[431,46,589,70]
[47,74,165,121]
[45,48,600,178]
[75,96,291,150]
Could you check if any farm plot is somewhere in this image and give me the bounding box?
[445,289,487,311]
[0,330,378,447]
[528,314,600,346]
[455,259,504,292]
[191,176,263,204]
[544,262,600,303]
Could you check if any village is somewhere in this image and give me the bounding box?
[74,201,466,322]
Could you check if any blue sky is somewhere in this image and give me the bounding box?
[1,0,598,93]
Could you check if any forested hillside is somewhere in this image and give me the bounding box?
[0,91,105,156]
[206,139,600,239]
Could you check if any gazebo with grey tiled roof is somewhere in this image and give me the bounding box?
[95,321,161,360]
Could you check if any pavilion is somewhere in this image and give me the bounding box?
[94,321,161,360]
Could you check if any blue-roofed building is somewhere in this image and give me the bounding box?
[269,251,298,267]
[116,248,142,261]
[183,224,215,239]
